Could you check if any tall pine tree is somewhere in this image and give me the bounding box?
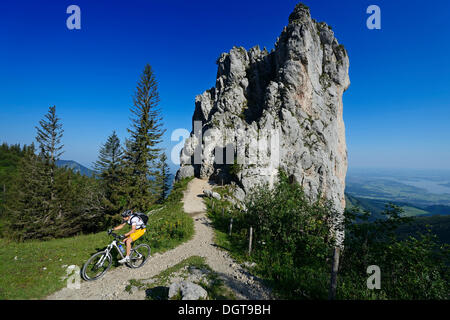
[122,64,165,211]
[35,105,64,202]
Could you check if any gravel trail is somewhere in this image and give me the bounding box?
[46,178,272,300]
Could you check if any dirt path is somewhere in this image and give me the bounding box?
[46,178,272,300]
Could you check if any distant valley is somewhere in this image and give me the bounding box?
[345,168,450,216]
[345,168,450,244]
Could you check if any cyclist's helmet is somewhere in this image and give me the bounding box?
[121,209,133,218]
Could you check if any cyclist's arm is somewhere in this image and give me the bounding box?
[113,223,126,231]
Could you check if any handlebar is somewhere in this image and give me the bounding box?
[107,230,124,240]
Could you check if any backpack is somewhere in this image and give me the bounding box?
[130,213,148,229]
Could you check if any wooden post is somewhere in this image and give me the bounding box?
[248,226,253,256]
[222,207,224,217]
[328,246,341,300]
[212,201,214,210]
[229,218,233,236]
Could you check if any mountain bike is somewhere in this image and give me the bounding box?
[81,231,151,281]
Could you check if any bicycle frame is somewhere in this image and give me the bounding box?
[96,240,123,267]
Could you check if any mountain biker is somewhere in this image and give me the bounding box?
[110,209,146,264]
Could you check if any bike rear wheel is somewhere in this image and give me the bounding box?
[127,244,151,268]
[81,251,112,281]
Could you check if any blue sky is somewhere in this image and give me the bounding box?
[1,0,449,172]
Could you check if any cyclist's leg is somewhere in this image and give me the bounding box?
[124,237,133,257]
[129,229,145,243]
[124,229,143,257]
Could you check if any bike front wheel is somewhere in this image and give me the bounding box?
[127,244,151,268]
[81,251,112,281]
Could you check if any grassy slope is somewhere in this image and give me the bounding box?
[0,233,109,299]
[0,177,194,300]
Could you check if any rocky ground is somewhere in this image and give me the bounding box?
[46,178,272,300]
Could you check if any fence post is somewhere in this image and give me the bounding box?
[328,246,341,300]
[248,226,253,256]
[229,218,233,236]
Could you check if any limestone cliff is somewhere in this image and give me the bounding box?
[176,3,350,246]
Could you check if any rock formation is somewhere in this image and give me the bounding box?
[176,3,350,246]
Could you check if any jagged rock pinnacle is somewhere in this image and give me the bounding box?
[288,2,311,24]
[177,3,350,247]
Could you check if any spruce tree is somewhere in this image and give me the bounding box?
[35,105,64,202]
[0,142,34,218]
[7,106,64,239]
[94,131,124,216]
[53,168,105,237]
[122,64,166,211]
[94,131,123,174]
[7,145,53,240]
[6,107,107,240]
[155,152,172,203]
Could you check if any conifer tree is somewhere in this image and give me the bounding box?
[94,131,125,216]
[6,107,107,240]
[94,131,122,174]
[0,142,34,218]
[53,168,105,237]
[7,144,53,240]
[122,64,166,211]
[35,105,64,202]
[6,106,64,239]
[155,152,172,203]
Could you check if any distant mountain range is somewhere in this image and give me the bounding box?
[56,160,94,177]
